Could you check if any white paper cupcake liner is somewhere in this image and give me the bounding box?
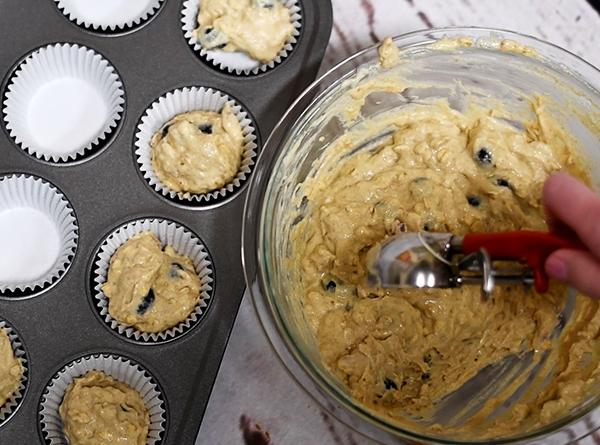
[39,353,166,445]
[181,0,302,75]
[92,218,213,343]
[0,174,78,295]
[3,43,125,163]
[0,319,28,426]
[54,0,164,32]
[135,86,258,204]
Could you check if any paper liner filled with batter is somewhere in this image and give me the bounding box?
[0,319,28,427]
[92,218,213,343]
[38,353,166,445]
[0,174,78,295]
[181,0,302,75]
[3,43,125,163]
[135,86,258,204]
[54,0,164,32]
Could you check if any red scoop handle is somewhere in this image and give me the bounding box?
[461,231,582,293]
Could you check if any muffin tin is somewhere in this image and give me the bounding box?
[0,0,332,443]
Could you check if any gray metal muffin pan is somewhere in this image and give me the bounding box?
[0,0,332,443]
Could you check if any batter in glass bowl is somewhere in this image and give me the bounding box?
[289,39,600,437]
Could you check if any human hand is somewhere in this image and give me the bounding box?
[544,173,600,299]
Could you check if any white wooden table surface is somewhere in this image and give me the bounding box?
[196,1,600,444]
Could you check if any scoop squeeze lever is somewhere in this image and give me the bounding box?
[366,230,581,296]
[461,231,579,293]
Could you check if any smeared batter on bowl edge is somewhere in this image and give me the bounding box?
[290,39,600,437]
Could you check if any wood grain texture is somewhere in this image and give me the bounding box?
[320,0,600,76]
[197,1,600,444]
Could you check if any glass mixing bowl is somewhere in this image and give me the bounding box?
[242,28,600,444]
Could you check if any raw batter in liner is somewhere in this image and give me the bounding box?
[59,371,149,445]
[290,40,600,437]
[0,328,22,408]
[151,104,244,195]
[103,232,202,333]
[193,0,294,63]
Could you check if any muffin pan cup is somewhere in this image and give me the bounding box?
[39,353,166,445]
[92,218,214,343]
[181,0,303,75]
[0,0,332,443]
[2,43,125,163]
[135,86,258,205]
[0,174,78,296]
[0,318,28,427]
[54,0,165,33]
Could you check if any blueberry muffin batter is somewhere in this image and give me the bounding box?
[0,328,22,408]
[151,104,244,195]
[289,41,600,437]
[103,232,202,333]
[193,0,294,63]
[59,371,149,445]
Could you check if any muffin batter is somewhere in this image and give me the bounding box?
[151,104,244,195]
[0,328,22,408]
[103,232,202,333]
[193,0,294,63]
[378,37,401,69]
[289,43,600,437]
[59,371,149,445]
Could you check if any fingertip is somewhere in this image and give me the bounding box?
[545,250,569,282]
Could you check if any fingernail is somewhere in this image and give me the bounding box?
[546,255,568,282]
